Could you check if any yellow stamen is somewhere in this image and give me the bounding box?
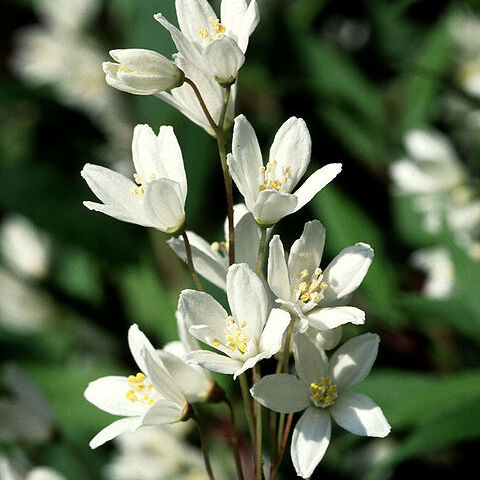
[310,377,337,408]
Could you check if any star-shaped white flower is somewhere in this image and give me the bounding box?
[81,124,187,234]
[227,115,342,226]
[84,325,188,449]
[268,219,373,331]
[251,333,391,479]
[154,0,259,84]
[168,204,262,290]
[178,263,291,378]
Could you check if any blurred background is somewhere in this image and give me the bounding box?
[2,0,480,478]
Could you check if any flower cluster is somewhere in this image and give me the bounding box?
[82,1,391,478]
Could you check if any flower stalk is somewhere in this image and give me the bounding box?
[180,229,204,291]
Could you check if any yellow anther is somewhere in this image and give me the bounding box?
[320,281,328,290]
[199,27,209,39]
[126,390,138,402]
[128,375,138,383]
[259,166,266,173]
[226,316,234,325]
[132,383,145,392]
[310,377,337,408]
[212,338,221,347]
[149,173,157,180]
[300,269,309,279]
[136,373,146,382]
[284,166,291,173]
[211,241,220,252]
[314,268,323,277]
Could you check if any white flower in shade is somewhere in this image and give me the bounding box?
[0,458,65,480]
[0,215,50,281]
[268,220,372,331]
[156,54,236,135]
[178,263,291,378]
[410,247,455,299]
[154,0,259,84]
[82,124,187,234]
[103,49,185,95]
[227,115,342,226]
[84,324,188,449]
[391,130,466,195]
[251,333,391,479]
[168,204,261,290]
[0,364,55,443]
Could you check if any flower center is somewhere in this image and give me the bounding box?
[125,372,156,406]
[310,377,337,408]
[198,18,226,43]
[130,172,157,195]
[258,161,291,192]
[212,315,250,355]
[295,268,328,306]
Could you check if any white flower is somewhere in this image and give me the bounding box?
[156,54,236,135]
[251,333,391,478]
[410,247,455,299]
[84,324,188,449]
[0,458,65,480]
[0,364,55,443]
[82,124,187,234]
[391,130,466,195]
[268,220,372,331]
[227,115,342,226]
[0,215,50,281]
[178,263,291,378]
[154,0,259,83]
[103,49,185,95]
[168,204,261,289]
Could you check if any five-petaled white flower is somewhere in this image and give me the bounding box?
[251,333,391,479]
[227,115,342,226]
[178,263,291,378]
[103,49,185,95]
[168,204,262,290]
[81,124,187,234]
[154,0,259,84]
[84,324,188,449]
[268,220,373,331]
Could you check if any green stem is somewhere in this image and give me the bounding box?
[239,373,256,446]
[224,398,245,480]
[269,413,293,480]
[254,365,264,480]
[181,230,204,291]
[255,226,268,276]
[192,411,216,480]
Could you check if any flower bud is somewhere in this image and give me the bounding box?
[103,48,184,95]
[202,37,245,86]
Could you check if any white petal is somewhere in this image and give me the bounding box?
[128,324,157,374]
[154,13,203,69]
[330,393,391,437]
[253,190,297,226]
[305,306,365,330]
[179,289,229,339]
[81,164,141,215]
[202,36,245,83]
[329,333,379,392]
[321,243,374,306]
[250,374,309,413]
[157,349,212,402]
[84,376,148,417]
[175,0,216,46]
[291,408,331,479]
[188,349,243,375]
[143,178,185,233]
[293,333,328,385]
[234,205,262,270]
[259,308,291,355]
[293,163,342,212]
[288,220,325,287]
[176,310,201,353]
[235,0,260,52]
[83,201,151,227]
[269,117,311,189]
[228,115,263,206]
[167,231,227,289]
[267,235,290,300]
[221,0,247,41]
[142,347,186,408]
[140,398,187,426]
[89,417,142,449]
[227,263,267,341]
